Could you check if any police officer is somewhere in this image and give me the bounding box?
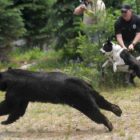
[115,4,140,85]
[115,4,140,52]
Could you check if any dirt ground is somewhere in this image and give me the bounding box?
[0,87,139,140]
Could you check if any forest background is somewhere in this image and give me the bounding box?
[0,0,140,88]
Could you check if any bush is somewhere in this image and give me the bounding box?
[10,47,48,66]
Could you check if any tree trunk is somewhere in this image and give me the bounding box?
[0,45,12,62]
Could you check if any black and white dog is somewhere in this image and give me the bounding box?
[100,40,140,79]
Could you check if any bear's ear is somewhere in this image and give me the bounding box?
[8,67,12,71]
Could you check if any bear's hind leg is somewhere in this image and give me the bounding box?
[81,104,113,131]
[70,98,113,131]
[91,90,122,117]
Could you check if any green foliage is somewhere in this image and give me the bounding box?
[0,0,26,45]
[6,0,56,48]
[103,0,123,8]
[51,0,82,49]
[64,63,100,88]
[135,0,140,14]
[10,47,47,64]
[61,37,82,61]
[76,34,101,64]
[9,47,65,71]
[30,50,65,71]
[19,0,54,48]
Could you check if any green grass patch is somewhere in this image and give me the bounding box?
[10,47,48,64]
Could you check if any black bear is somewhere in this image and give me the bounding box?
[0,68,122,131]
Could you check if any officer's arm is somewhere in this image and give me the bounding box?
[132,33,140,46]
[116,34,127,49]
[114,21,127,49]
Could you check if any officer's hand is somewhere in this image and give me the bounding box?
[73,4,86,15]
[128,44,134,51]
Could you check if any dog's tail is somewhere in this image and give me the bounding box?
[120,50,140,78]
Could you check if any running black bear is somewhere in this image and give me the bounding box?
[0,68,122,131]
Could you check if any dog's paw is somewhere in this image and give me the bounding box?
[113,66,117,72]
[111,104,122,117]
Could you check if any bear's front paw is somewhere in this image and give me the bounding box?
[1,121,9,125]
[1,120,13,125]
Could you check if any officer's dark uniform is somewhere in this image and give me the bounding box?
[114,10,140,85]
[115,14,140,54]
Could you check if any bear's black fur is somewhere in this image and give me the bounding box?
[120,49,140,78]
[0,68,122,131]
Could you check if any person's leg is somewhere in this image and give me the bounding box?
[124,72,135,85]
